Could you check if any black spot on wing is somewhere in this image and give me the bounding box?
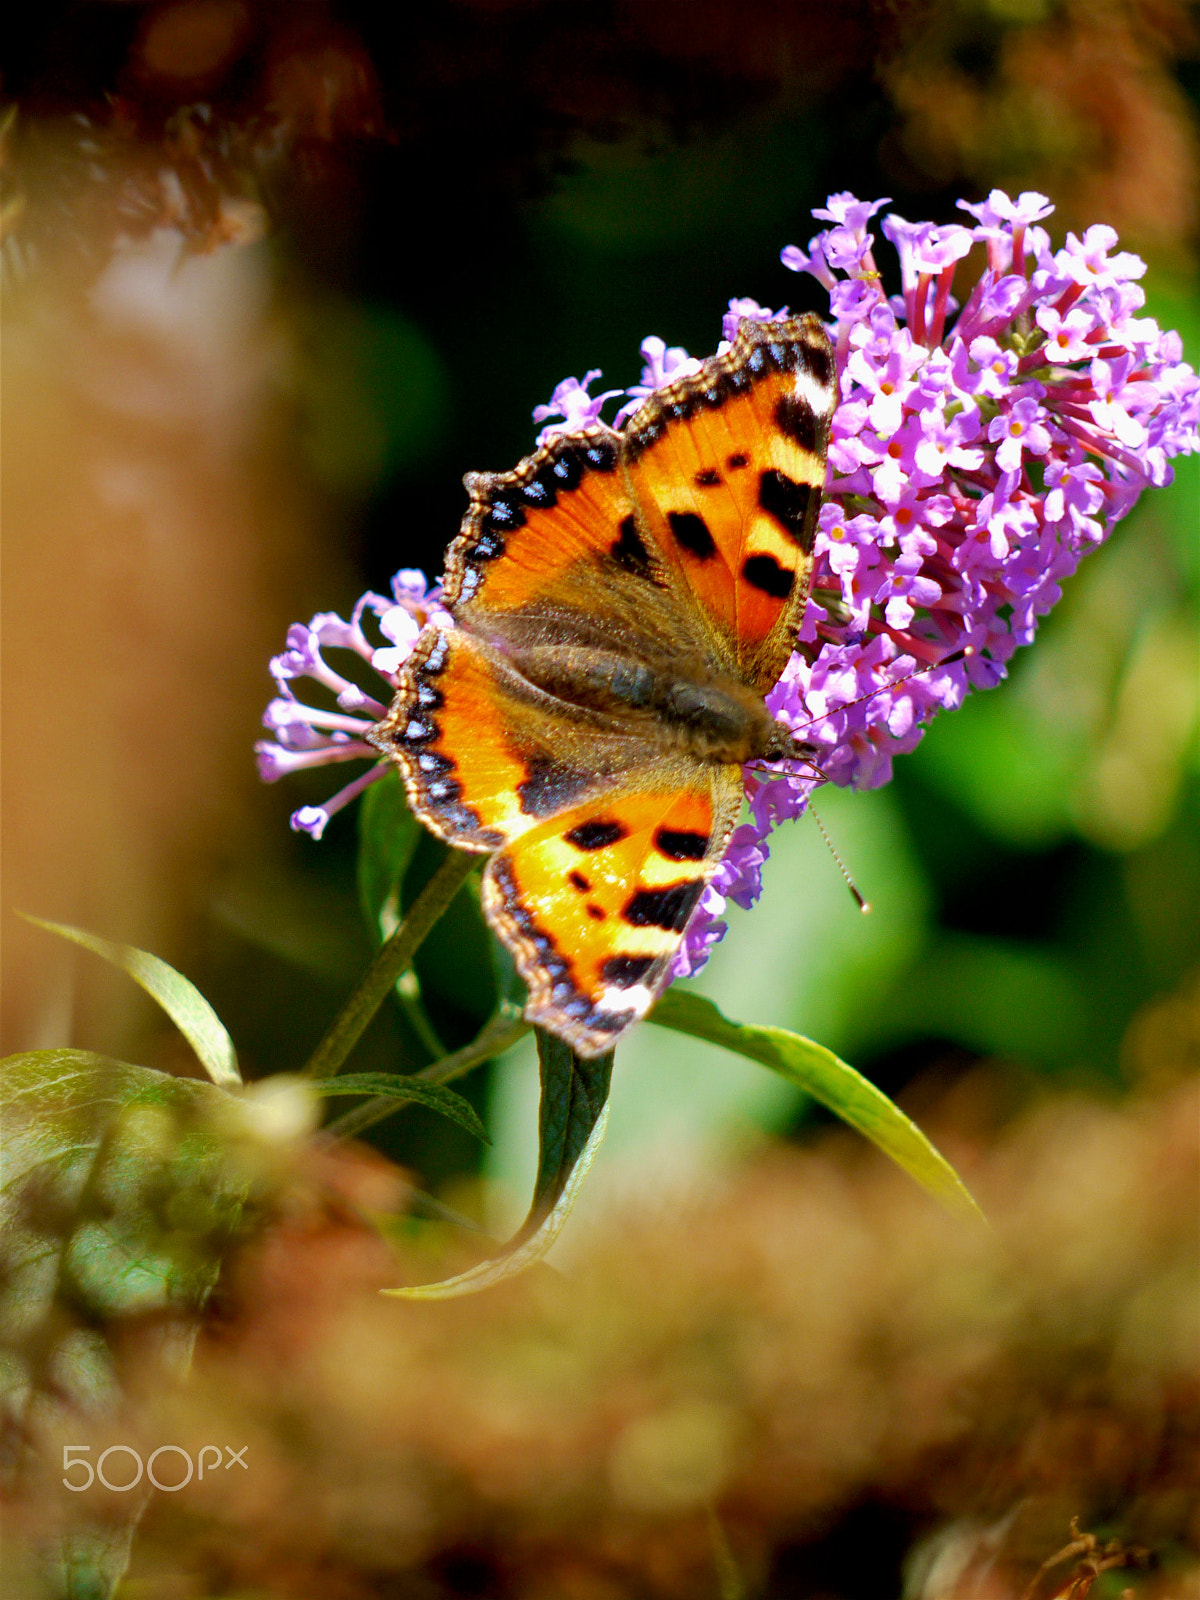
[482,493,524,535]
[545,446,583,493]
[466,531,504,563]
[518,458,560,509]
[568,871,591,892]
[654,827,709,861]
[518,754,594,819]
[586,904,606,921]
[799,335,835,390]
[546,432,619,490]
[489,855,635,1042]
[610,515,657,581]
[566,818,627,851]
[774,393,821,454]
[694,467,721,487]
[758,469,818,551]
[622,880,705,931]
[668,511,717,560]
[583,436,619,472]
[602,955,657,986]
[742,554,795,599]
[726,451,750,470]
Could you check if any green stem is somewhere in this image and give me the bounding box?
[393,969,446,1060]
[301,848,479,1081]
[706,1507,746,1600]
[326,1010,532,1138]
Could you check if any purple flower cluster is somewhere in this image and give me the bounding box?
[255,572,448,840]
[257,190,1198,979]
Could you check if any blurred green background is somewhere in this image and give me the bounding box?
[3,0,1197,1212]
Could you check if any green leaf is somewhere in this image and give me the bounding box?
[386,1031,612,1299]
[650,989,985,1225]
[20,916,240,1089]
[309,1072,490,1143]
[327,1006,531,1140]
[1,1049,255,1328]
[527,1031,613,1229]
[356,768,421,940]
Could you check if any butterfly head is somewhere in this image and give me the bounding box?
[756,718,819,767]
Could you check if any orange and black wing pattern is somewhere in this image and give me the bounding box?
[367,313,837,1057]
[622,315,836,691]
[369,627,662,853]
[444,429,682,657]
[484,772,742,1056]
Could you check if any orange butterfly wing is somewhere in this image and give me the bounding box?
[622,316,836,691]
[372,626,682,852]
[484,775,742,1055]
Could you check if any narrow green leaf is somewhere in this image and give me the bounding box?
[327,1007,531,1139]
[386,1106,608,1300]
[650,988,986,1225]
[386,1031,612,1299]
[19,916,240,1089]
[308,1072,489,1143]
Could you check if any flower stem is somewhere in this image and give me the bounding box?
[326,1009,532,1137]
[706,1508,746,1600]
[301,847,480,1080]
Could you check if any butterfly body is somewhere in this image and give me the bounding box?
[488,640,804,764]
[370,315,836,1056]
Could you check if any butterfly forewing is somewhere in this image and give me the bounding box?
[622,315,836,692]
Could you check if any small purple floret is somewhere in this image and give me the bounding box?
[256,571,449,835]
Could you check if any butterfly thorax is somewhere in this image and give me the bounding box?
[505,643,807,767]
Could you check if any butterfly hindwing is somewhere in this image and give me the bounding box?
[483,771,743,1056]
[372,627,667,851]
[622,315,837,692]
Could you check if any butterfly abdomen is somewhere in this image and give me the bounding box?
[505,643,787,766]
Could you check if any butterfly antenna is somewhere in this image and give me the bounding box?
[808,802,871,913]
[794,644,975,736]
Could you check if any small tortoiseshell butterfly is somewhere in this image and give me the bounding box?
[369,315,837,1056]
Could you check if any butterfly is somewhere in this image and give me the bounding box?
[368,315,837,1057]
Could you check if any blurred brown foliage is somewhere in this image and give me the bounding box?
[5,1,1198,257]
[880,0,1200,258]
[0,163,337,1059]
[8,1064,1190,1598]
